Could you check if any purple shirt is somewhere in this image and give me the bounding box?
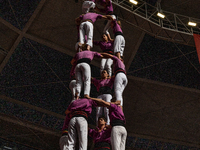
[112,56,126,73]
[80,13,103,23]
[100,0,113,14]
[89,128,111,143]
[67,98,97,115]
[112,20,123,34]
[74,50,101,61]
[93,41,113,52]
[92,78,114,92]
[109,103,126,124]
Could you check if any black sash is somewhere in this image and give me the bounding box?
[114,68,126,76]
[103,49,113,55]
[111,119,125,127]
[99,86,112,95]
[77,58,91,65]
[114,31,123,37]
[94,142,111,150]
[71,111,88,120]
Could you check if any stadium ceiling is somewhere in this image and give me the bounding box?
[0,0,200,149]
[112,0,200,46]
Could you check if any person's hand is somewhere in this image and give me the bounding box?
[84,95,90,99]
[115,100,121,105]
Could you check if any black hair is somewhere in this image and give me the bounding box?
[98,116,107,122]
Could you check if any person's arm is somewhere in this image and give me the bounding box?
[65,108,71,115]
[75,17,81,25]
[105,15,114,21]
[71,58,76,65]
[101,15,114,21]
[110,100,121,105]
[101,53,113,59]
[86,96,111,108]
[94,52,103,58]
[107,33,114,42]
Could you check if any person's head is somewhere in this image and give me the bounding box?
[98,116,107,126]
[101,70,109,79]
[102,34,108,42]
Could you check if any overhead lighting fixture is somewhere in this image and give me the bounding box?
[129,0,138,5]
[157,12,165,19]
[188,21,197,26]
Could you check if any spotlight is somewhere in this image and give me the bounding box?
[157,12,165,19]
[188,21,197,26]
[129,0,138,5]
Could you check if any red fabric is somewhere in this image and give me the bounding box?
[193,33,200,63]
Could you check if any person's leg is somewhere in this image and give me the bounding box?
[114,35,125,59]
[81,63,91,97]
[75,64,83,98]
[85,22,93,50]
[76,117,88,150]
[69,80,76,100]
[105,58,113,77]
[96,95,104,126]
[114,73,128,106]
[111,126,121,150]
[100,58,106,74]
[120,36,125,57]
[82,1,95,13]
[66,118,77,150]
[103,15,116,34]
[120,126,127,150]
[102,94,112,125]
[59,135,68,150]
[79,22,86,47]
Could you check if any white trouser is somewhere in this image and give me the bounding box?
[59,135,68,150]
[82,1,95,14]
[75,62,91,96]
[66,117,88,150]
[103,14,116,35]
[100,58,113,77]
[113,35,125,56]
[111,126,127,150]
[79,21,93,47]
[114,73,128,106]
[69,80,79,100]
[96,94,112,125]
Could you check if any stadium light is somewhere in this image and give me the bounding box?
[188,21,197,26]
[157,12,165,19]
[129,0,138,5]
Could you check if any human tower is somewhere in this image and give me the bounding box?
[60,0,128,149]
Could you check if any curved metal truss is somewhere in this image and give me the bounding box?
[112,0,200,46]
